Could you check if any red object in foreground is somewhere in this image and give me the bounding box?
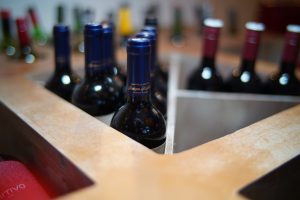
[0,159,49,200]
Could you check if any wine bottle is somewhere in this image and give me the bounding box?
[187,18,224,91]
[0,9,16,57]
[170,6,185,46]
[28,7,48,46]
[45,25,81,102]
[0,154,49,200]
[141,26,168,97]
[15,18,36,64]
[136,31,167,116]
[110,37,166,153]
[143,17,169,82]
[72,23,123,116]
[72,7,84,53]
[56,5,64,24]
[264,25,300,96]
[226,22,265,93]
[117,3,134,47]
[144,16,158,28]
[102,23,126,83]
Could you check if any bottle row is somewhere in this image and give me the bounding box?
[46,21,167,151]
[188,19,300,96]
[0,8,47,63]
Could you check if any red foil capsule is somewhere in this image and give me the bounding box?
[242,22,265,61]
[282,25,300,64]
[202,19,223,58]
[16,18,31,47]
[28,8,38,27]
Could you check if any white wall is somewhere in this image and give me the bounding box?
[0,0,203,32]
[0,0,260,34]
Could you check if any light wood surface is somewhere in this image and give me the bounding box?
[0,33,299,199]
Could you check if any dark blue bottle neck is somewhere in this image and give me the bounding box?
[151,39,158,73]
[127,52,151,102]
[103,33,116,65]
[84,32,110,80]
[54,30,71,74]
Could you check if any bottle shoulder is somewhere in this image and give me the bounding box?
[111,101,166,127]
[72,76,124,115]
[111,101,166,148]
[188,66,223,91]
[45,72,81,88]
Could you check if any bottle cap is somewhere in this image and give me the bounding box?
[245,22,265,32]
[127,37,150,50]
[102,23,113,34]
[84,23,102,36]
[136,31,156,41]
[53,24,68,33]
[141,26,157,35]
[287,24,300,33]
[204,18,224,28]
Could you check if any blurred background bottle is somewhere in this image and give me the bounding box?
[136,31,167,117]
[0,9,16,57]
[15,17,36,63]
[45,25,81,102]
[144,16,169,84]
[102,23,126,92]
[56,4,64,24]
[141,26,168,98]
[170,6,185,46]
[226,22,265,93]
[187,18,224,91]
[72,7,84,53]
[264,25,300,96]
[28,7,48,46]
[117,3,134,47]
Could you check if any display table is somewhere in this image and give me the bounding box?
[0,32,299,199]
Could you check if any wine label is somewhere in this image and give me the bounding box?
[87,61,101,68]
[152,142,166,154]
[0,183,26,200]
[56,56,68,64]
[128,82,151,95]
[96,112,115,125]
[0,161,49,200]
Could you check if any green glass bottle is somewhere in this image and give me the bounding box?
[15,17,37,63]
[56,4,64,24]
[170,6,185,46]
[28,7,48,46]
[72,7,84,53]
